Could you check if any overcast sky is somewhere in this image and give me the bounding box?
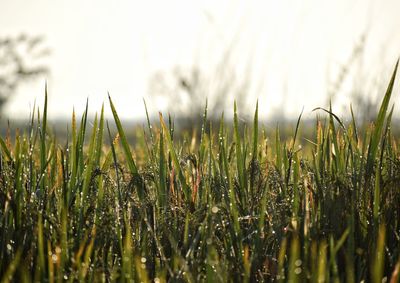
[1,0,400,120]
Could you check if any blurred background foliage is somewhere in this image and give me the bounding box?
[0,34,50,113]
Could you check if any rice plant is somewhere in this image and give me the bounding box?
[0,61,400,282]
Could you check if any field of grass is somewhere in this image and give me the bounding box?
[0,62,400,282]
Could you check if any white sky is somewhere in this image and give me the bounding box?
[1,0,400,120]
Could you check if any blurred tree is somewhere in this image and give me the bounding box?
[148,47,256,127]
[0,34,50,113]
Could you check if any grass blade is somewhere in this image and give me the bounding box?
[159,112,190,204]
[366,60,398,177]
[108,94,138,175]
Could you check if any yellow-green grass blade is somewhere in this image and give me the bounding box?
[317,241,328,283]
[0,137,12,161]
[252,100,259,160]
[0,249,22,283]
[288,234,301,283]
[106,121,122,204]
[159,112,190,203]
[69,108,77,193]
[371,225,386,283]
[277,237,287,283]
[159,129,167,208]
[143,98,156,163]
[143,98,155,147]
[291,152,300,230]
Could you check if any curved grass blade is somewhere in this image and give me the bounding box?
[285,108,303,186]
[108,94,138,175]
[109,95,145,201]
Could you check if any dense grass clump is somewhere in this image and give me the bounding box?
[1,62,400,282]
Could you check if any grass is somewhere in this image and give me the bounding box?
[0,62,400,282]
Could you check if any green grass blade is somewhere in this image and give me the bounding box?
[76,99,89,175]
[39,85,48,192]
[81,113,98,206]
[69,108,77,191]
[199,99,208,164]
[108,94,139,175]
[233,101,246,199]
[106,121,122,204]
[366,60,398,177]
[143,98,155,146]
[95,104,105,166]
[252,100,259,160]
[285,109,303,186]
[350,104,359,143]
